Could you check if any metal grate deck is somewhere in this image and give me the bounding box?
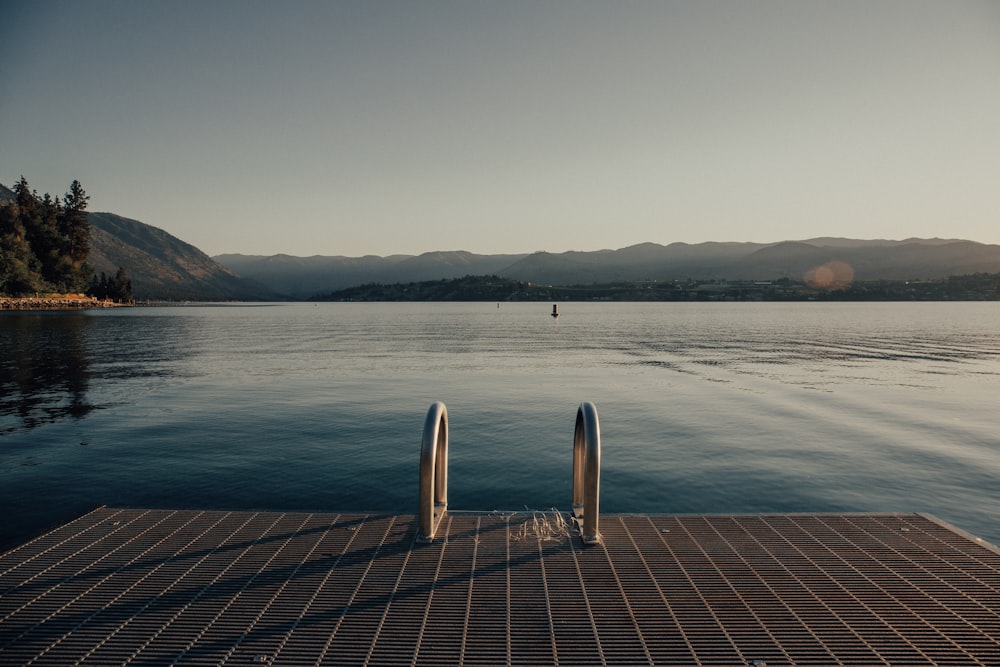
[1,508,999,666]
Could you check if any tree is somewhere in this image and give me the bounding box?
[88,267,133,302]
[87,271,109,299]
[1,176,93,296]
[60,180,91,291]
[37,192,69,287]
[111,267,133,302]
[13,177,38,219]
[1,181,44,295]
[12,176,44,281]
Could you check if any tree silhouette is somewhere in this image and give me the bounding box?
[0,177,92,295]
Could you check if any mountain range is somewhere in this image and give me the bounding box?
[5,182,1000,299]
[216,237,1000,299]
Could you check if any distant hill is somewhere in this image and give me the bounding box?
[318,271,1000,302]
[3,178,274,300]
[215,250,527,299]
[216,238,1000,297]
[88,212,277,301]
[726,239,1000,282]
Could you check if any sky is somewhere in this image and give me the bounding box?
[2,1,998,258]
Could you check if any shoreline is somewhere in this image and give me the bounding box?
[0,296,128,311]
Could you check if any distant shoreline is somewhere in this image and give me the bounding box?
[0,296,129,311]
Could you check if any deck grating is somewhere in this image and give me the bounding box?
[1,509,999,666]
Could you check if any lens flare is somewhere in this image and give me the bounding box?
[805,261,854,289]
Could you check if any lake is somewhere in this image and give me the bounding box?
[2,302,999,552]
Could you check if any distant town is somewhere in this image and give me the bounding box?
[317,273,1000,302]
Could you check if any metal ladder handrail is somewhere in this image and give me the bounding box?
[572,401,602,545]
[417,400,601,545]
[417,401,448,542]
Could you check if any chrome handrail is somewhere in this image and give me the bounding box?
[417,401,448,542]
[571,401,602,545]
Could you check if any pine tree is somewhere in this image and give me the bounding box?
[37,193,70,287]
[88,267,133,302]
[2,176,93,296]
[0,198,44,295]
[111,266,132,302]
[3,178,45,294]
[87,272,103,299]
[13,177,38,219]
[60,180,91,292]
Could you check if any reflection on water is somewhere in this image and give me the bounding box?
[0,311,200,435]
[0,314,95,433]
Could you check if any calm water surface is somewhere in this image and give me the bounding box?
[2,302,999,551]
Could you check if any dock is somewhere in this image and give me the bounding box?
[3,403,999,665]
[2,507,999,666]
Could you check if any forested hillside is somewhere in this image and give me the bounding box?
[88,212,275,301]
[0,177,92,295]
[3,177,270,301]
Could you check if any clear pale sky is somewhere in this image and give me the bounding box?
[2,1,998,257]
